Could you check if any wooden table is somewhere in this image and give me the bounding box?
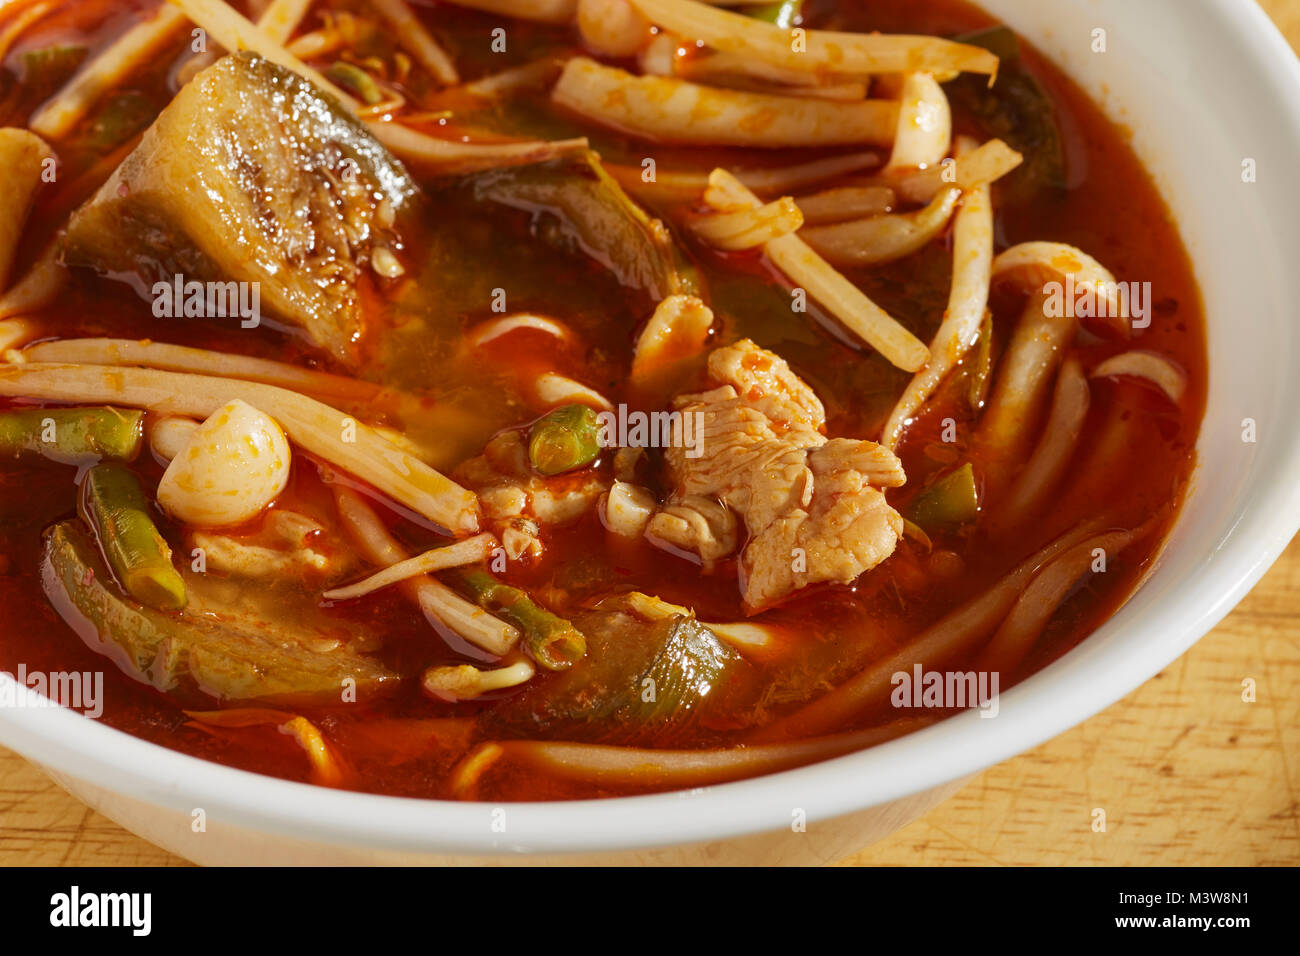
[3,0,1299,867]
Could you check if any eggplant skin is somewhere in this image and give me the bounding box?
[42,520,398,704]
[61,52,416,365]
[488,609,744,745]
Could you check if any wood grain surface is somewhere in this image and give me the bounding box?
[2,0,1298,867]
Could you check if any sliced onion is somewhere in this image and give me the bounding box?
[1090,350,1187,403]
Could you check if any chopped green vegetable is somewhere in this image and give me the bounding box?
[82,91,157,151]
[907,462,980,532]
[946,25,1066,201]
[528,403,602,476]
[19,45,87,100]
[0,406,143,464]
[454,569,586,670]
[745,0,804,28]
[43,521,398,701]
[327,61,384,105]
[79,463,187,611]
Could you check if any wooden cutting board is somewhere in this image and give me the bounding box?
[2,0,1298,867]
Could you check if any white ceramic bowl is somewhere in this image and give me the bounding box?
[4,0,1300,865]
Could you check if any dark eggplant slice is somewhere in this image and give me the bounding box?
[945,26,1067,202]
[60,52,417,365]
[489,608,743,744]
[42,520,397,703]
[471,151,699,300]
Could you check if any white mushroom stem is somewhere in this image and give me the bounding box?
[799,185,960,267]
[333,488,518,657]
[988,358,1091,535]
[323,534,498,601]
[422,660,536,702]
[880,136,993,449]
[883,72,951,171]
[1090,350,1187,403]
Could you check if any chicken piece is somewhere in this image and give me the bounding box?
[647,494,738,562]
[189,510,353,584]
[652,339,906,610]
[454,430,608,561]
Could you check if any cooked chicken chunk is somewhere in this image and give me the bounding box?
[189,510,354,584]
[653,339,906,610]
[454,431,608,560]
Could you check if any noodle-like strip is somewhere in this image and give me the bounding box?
[30,4,188,140]
[333,488,518,656]
[880,137,993,449]
[553,57,898,148]
[704,168,929,372]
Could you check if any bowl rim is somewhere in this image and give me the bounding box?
[3,0,1300,858]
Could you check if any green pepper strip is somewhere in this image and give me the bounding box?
[527,403,602,476]
[80,463,187,612]
[454,569,586,671]
[0,407,143,464]
[907,462,980,532]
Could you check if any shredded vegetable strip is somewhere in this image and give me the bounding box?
[30,4,188,140]
[795,185,894,224]
[553,58,898,148]
[1090,351,1187,403]
[884,72,951,171]
[178,0,314,83]
[799,185,959,267]
[333,488,518,656]
[976,526,1149,676]
[627,0,999,76]
[370,0,458,85]
[880,137,993,449]
[452,721,931,794]
[691,196,804,249]
[22,338,421,418]
[422,660,534,701]
[324,534,498,601]
[894,138,1021,203]
[279,715,348,786]
[167,0,358,108]
[606,152,881,201]
[990,358,1090,535]
[0,363,480,534]
[705,168,929,372]
[366,121,589,174]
